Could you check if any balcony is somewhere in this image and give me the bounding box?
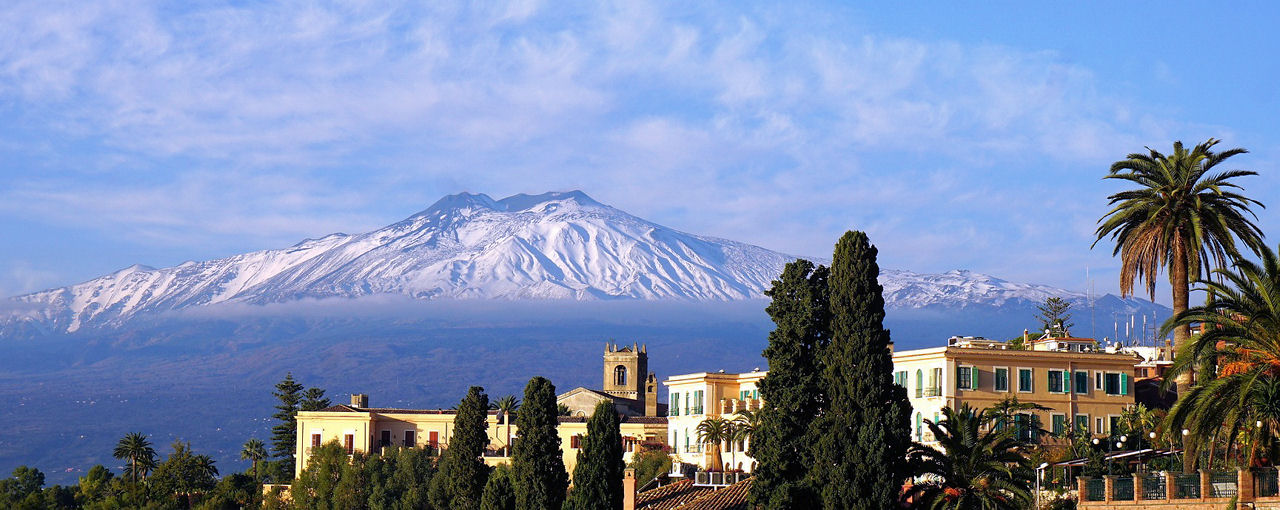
[693,471,752,487]
[923,386,942,397]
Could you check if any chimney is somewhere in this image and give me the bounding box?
[350,394,368,408]
[1023,329,1029,343]
[623,468,637,510]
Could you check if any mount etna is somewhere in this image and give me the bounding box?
[0,190,1166,483]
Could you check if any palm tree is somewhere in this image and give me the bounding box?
[1161,243,1280,466]
[730,409,759,470]
[696,417,734,471]
[1095,138,1265,389]
[113,432,157,484]
[240,438,268,481]
[983,396,1050,444]
[902,405,1033,509]
[494,394,520,456]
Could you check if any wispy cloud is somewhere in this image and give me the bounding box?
[0,1,1260,295]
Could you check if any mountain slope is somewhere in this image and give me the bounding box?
[5,191,796,332]
[2,190,1167,334]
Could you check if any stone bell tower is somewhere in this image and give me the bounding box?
[603,342,659,416]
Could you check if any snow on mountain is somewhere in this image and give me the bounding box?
[1,190,1166,334]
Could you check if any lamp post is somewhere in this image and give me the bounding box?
[1093,437,1112,476]
[1036,461,1049,509]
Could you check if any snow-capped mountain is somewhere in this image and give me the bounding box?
[2,190,1166,334]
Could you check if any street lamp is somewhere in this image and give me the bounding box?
[1036,461,1049,509]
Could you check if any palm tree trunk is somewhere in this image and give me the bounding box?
[1172,247,1196,474]
[1172,248,1192,389]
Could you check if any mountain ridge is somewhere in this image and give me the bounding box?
[2,190,1166,334]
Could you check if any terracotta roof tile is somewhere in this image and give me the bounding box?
[675,478,753,510]
[636,479,716,510]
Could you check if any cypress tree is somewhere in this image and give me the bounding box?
[270,373,304,470]
[480,467,516,510]
[748,259,828,509]
[564,401,624,510]
[512,376,568,510]
[810,231,912,509]
[430,386,491,510]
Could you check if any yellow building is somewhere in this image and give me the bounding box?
[661,333,1142,472]
[293,344,669,479]
[894,335,1139,444]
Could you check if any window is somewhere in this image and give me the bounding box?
[994,367,1009,392]
[915,369,924,398]
[428,431,439,449]
[614,365,627,386]
[931,368,943,395]
[670,392,680,416]
[1109,416,1121,435]
[1018,368,1034,392]
[1095,371,1103,390]
[957,366,976,390]
[1051,414,1066,436]
[379,430,391,448]
[311,433,322,448]
[894,371,908,387]
[1048,370,1064,393]
[1095,417,1104,435]
[344,434,355,454]
[915,413,923,441]
[1015,413,1036,442]
[571,435,582,449]
[404,430,415,448]
[693,390,705,414]
[1104,373,1127,395]
[1074,414,1089,435]
[1074,371,1089,394]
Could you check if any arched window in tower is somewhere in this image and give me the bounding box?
[614,365,627,386]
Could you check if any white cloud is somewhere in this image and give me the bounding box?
[0,0,1247,296]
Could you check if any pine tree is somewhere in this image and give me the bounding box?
[564,401,624,510]
[270,373,304,469]
[1035,296,1074,336]
[480,467,516,510]
[749,259,828,509]
[429,386,490,510]
[300,387,331,411]
[810,231,912,509]
[512,376,568,510]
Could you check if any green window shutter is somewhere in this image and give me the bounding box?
[1063,371,1071,393]
[1120,373,1129,396]
[971,367,979,390]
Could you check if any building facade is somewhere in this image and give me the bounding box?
[894,335,1140,445]
[663,370,764,473]
[293,343,668,479]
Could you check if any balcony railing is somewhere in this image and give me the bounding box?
[923,387,942,397]
[693,471,751,487]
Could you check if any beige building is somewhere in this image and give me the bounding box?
[895,335,1140,444]
[293,344,668,479]
[663,370,764,473]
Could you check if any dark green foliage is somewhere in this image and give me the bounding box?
[902,405,1033,509]
[512,376,568,510]
[565,401,624,510]
[271,372,305,465]
[811,231,912,509]
[1035,297,1074,336]
[199,473,259,509]
[749,259,828,509]
[76,465,115,503]
[148,441,219,508]
[627,450,672,489]
[301,387,332,412]
[430,386,491,510]
[480,466,516,510]
[292,441,351,509]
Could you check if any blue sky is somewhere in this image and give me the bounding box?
[1,1,1278,304]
